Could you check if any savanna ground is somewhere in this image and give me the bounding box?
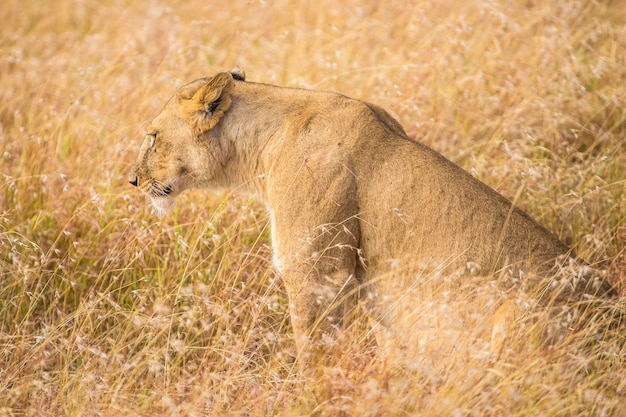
[1,0,625,415]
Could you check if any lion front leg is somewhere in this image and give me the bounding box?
[273,220,361,370]
[266,166,362,369]
[283,272,358,365]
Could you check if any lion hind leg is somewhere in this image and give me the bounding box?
[490,298,522,358]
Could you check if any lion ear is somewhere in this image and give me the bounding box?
[181,72,234,134]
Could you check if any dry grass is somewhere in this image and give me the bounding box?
[1,0,625,415]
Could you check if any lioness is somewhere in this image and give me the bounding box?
[129,67,616,362]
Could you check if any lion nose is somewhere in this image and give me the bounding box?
[129,176,138,187]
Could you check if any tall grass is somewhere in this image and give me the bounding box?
[1,0,625,415]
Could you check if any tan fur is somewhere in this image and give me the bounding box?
[129,68,616,363]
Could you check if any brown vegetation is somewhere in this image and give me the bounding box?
[1,0,625,415]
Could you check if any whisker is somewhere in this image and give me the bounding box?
[150,180,173,197]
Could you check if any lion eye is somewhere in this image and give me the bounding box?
[146,133,157,151]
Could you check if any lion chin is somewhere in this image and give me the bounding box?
[150,196,176,216]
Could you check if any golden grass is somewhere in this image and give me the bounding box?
[1,0,625,415]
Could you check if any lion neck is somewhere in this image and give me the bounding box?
[214,81,311,202]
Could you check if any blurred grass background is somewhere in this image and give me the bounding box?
[1,0,625,415]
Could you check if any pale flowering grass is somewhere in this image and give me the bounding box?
[1,0,625,415]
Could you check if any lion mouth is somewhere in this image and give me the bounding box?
[150,180,174,197]
[145,179,178,216]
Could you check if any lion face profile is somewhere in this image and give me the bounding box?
[130,67,617,366]
[129,72,238,214]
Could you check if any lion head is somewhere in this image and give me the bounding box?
[128,67,245,214]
